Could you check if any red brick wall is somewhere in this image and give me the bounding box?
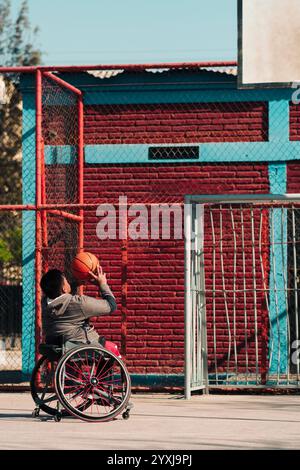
[45,165,78,204]
[290,103,300,141]
[43,105,78,145]
[83,163,270,375]
[84,102,268,144]
[45,99,272,377]
[287,162,300,192]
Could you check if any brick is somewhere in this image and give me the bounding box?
[82,102,268,145]
[52,119,271,375]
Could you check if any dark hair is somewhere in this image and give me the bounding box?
[40,269,64,299]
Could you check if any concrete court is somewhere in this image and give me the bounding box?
[0,392,300,450]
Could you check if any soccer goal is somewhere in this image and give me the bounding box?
[185,194,300,397]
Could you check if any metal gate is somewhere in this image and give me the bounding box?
[185,194,300,398]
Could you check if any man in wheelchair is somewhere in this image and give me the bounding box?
[31,265,132,421]
[40,265,121,357]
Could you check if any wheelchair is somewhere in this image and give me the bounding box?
[30,342,132,422]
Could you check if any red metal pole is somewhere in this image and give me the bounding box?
[0,61,237,73]
[78,94,84,251]
[39,202,184,209]
[121,239,128,358]
[78,93,84,296]
[46,209,83,222]
[35,69,43,359]
[41,138,49,272]
[0,204,36,211]
[0,206,83,221]
[43,71,82,96]
[0,202,184,212]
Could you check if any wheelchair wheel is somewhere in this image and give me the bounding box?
[54,345,131,422]
[30,355,92,417]
[30,355,64,416]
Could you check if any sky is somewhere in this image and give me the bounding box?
[10,0,237,65]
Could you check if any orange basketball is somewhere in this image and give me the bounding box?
[71,252,99,281]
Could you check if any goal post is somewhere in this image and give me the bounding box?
[185,194,300,396]
[184,199,208,398]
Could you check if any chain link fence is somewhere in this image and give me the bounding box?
[0,64,299,389]
[41,72,81,282]
[0,73,27,383]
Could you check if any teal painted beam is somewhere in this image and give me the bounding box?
[20,71,294,105]
[269,100,290,142]
[44,139,300,165]
[84,87,294,106]
[22,92,36,376]
[267,98,289,376]
[84,141,300,164]
[268,164,288,375]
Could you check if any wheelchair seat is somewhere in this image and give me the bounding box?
[38,343,62,361]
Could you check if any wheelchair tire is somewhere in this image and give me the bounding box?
[30,355,65,416]
[30,355,92,417]
[54,345,131,422]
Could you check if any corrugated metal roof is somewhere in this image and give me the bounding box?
[88,69,124,79]
[87,66,237,80]
[199,66,237,76]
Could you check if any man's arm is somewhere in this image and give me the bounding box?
[79,284,116,319]
[80,265,117,319]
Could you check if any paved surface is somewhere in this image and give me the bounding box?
[0,392,300,449]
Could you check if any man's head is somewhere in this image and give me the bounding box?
[40,269,71,299]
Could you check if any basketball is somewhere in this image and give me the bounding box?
[71,252,99,281]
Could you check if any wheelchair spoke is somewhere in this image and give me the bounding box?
[65,374,85,386]
[90,360,96,377]
[55,345,131,422]
[64,361,85,377]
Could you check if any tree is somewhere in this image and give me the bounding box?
[0,0,42,277]
[0,0,41,67]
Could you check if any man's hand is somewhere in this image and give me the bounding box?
[88,264,107,287]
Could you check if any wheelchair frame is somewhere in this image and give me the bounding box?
[30,343,132,422]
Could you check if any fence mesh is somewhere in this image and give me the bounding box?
[0,65,299,388]
[0,73,25,380]
[42,74,79,205]
[41,73,80,284]
[191,202,300,387]
[83,98,271,204]
[0,211,22,376]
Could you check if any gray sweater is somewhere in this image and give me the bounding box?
[42,284,117,344]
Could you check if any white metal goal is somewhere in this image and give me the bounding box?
[185,194,300,398]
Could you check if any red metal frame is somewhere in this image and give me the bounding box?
[121,239,128,357]
[0,202,180,211]
[33,70,85,360]
[78,94,84,253]
[35,69,43,352]
[43,71,83,95]
[78,94,84,296]
[0,205,36,210]
[41,138,48,272]
[0,61,237,74]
